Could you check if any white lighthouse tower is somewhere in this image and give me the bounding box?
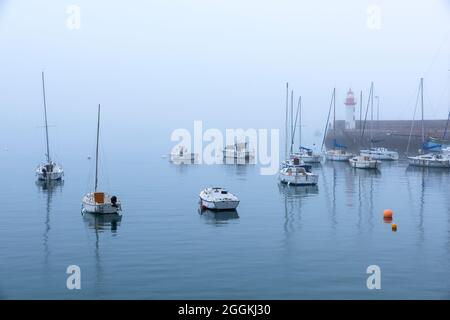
[344,88,356,130]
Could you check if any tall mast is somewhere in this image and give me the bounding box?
[299,96,302,148]
[421,78,425,145]
[285,83,288,160]
[95,104,101,192]
[370,82,374,145]
[359,90,363,134]
[333,88,336,143]
[41,72,51,163]
[290,90,294,154]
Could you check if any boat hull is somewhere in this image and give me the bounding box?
[81,194,122,214]
[36,164,64,181]
[325,153,353,161]
[278,172,319,186]
[349,159,380,169]
[360,150,399,160]
[200,198,240,211]
[408,157,450,168]
[222,150,254,160]
[298,155,322,163]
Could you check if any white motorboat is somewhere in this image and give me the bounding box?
[199,187,240,211]
[408,153,450,168]
[349,155,380,169]
[360,147,399,160]
[278,166,319,186]
[223,142,255,160]
[325,149,353,161]
[36,72,64,181]
[170,146,197,162]
[81,105,122,215]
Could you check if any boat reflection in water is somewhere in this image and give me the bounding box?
[82,212,122,232]
[198,208,239,225]
[36,179,64,264]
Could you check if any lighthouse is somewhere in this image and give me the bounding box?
[344,88,356,130]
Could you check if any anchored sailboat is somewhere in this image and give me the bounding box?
[36,72,64,181]
[82,105,122,214]
[408,78,450,168]
[360,82,398,161]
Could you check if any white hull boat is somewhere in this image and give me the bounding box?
[199,187,240,211]
[223,142,255,160]
[349,155,380,169]
[291,150,322,163]
[36,162,64,181]
[325,150,353,161]
[36,72,64,181]
[360,147,399,160]
[408,154,450,168]
[170,146,197,162]
[82,192,121,214]
[278,166,319,186]
[81,105,122,215]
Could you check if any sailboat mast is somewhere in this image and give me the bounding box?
[359,90,363,134]
[333,88,336,143]
[285,83,289,160]
[290,90,294,154]
[299,96,302,148]
[421,78,425,144]
[370,82,374,145]
[41,72,51,163]
[95,104,101,192]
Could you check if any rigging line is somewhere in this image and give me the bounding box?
[291,96,301,150]
[422,27,450,77]
[361,83,373,142]
[321,90,334,152]
[406,82,422,155]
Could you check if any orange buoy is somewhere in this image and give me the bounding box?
[392,223,397,232]
[383,209,393,219]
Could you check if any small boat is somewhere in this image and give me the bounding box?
[349,155,380,169]
[170,146,197,162]
[222,142,255,160]
[81,105,122,214]
[278,165,319,186]
[407,153,450,168]
[360,147,399,160]
[36,72,64,181]
[293,148,322,163]
[199,187,240,211]
[325,149,353,161]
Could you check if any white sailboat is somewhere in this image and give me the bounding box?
[279,85,319,186]
[349,155,380,169]
[36,72,64,181]
[323,88,353,161]
[290,96,322,163]
[359,82,398,160]
[81,105,122,214]
[170,146,197,162]
[408,78,450,168]
[222,141,255,160]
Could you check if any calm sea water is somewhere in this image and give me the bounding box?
[1,150,449,299]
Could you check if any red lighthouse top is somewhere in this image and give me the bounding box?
[345,88,356,106]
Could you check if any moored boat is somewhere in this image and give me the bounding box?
[199,187,240,211]
[349,155,380,169]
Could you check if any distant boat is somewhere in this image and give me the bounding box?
[81,105,122,214]
[199,187,240,211]
[359,82,398,161]
[222,142,255,160]
[408,78,450,168]
[360,147,399,160]
[323,88,353,161]
[278,165,319,186]
[36,72,64,181]
[349,155,380,169]
[170,146,197,162]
